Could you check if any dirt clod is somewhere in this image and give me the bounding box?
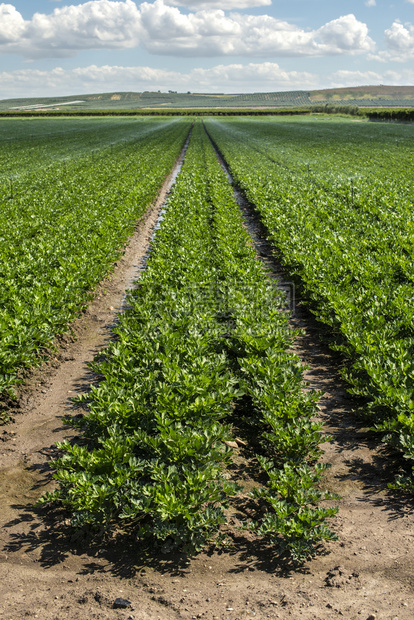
[113,597,132,609]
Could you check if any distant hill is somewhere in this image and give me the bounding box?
[1,85,414,111]
[309,85,414,108]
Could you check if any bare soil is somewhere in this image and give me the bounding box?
[1,157,414,620]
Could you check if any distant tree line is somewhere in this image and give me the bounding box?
[311,103,360,116]
[363,108,414,122]
[0,108,311,118]
[0,105,413,122]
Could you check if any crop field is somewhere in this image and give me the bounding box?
[1,114,414,618]
[0,117,191,398]
[206,116,414,490]
[38,121,337,562]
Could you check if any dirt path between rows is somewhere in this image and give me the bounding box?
[1,137,414,620]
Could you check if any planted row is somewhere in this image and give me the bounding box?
[206,116,414,490]
[42,122,243,552]
[42,121,337,560]
[201,125,337,560]
[0,118,191,400]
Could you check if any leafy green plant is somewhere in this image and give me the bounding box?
[41,120,337,559]
[0,118,191,397]
[206,115,414,490]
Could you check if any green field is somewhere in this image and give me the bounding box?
[206,116,414,489]
[1,115,414,558]
[0,117,191,397]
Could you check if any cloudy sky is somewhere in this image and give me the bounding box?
[0,0,413,98]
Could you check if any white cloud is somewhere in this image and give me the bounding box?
[0,1,375,59]
[2,61,414,100]
[380,68,414,83]
[0,62,317,98]
[316,14,374,53]
[191,62,316,89]
[164,0,271,9]
[385,20,414,53]
[0,4,25,44]
[370,20,414,61]
[331,68,414,86]
[140,3,375,57]
[0,0,142,58]
[330,69,383,86]
[365,0,376,7]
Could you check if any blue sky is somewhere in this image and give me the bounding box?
[0,0,413,98]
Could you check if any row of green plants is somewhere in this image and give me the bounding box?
[0,109,313,118]
[0,117,182,179]
[0,118,191,402]
[42,121,337,561]
[205,116,414,490]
